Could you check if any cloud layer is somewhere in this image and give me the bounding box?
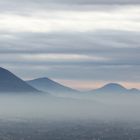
[1,31,140,84]
[0,0,140,89]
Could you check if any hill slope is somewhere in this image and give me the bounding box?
[0,67,39,93]
[27,77,79,94]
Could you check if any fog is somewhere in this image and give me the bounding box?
[0,93,140,122]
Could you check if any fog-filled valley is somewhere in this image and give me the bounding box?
[0,93,140,139]
[1,93,140,121]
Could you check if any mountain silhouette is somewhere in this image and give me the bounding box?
[0,67,139,95]
[0,67,39,93]
[27,77,79,94]
[89,83,140,94]
[129,88,140,94]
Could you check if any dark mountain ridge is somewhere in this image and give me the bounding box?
[0,67,39,93]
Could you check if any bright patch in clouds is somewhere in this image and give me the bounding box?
[0,6,140,33]
[21,54,108,62]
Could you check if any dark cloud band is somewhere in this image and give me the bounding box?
[0,30,140,82]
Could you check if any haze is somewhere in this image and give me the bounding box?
[0,93,139,122]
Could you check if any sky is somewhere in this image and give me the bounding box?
[0,0,140,90]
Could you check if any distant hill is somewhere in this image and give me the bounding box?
[88,83,140,94]
[27,77,79,94]
[0,67,39,93]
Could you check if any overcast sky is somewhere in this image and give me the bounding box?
[0,0,140,90]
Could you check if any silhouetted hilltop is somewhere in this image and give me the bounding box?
[27,77,79,94]
[89,83,140,94]
[0,67,39,93]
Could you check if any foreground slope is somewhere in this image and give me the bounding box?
[0,67,39,93]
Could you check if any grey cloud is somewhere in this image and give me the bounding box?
[43,65,140,82]
[0,30,140,55]
[49,0,140,5]
[2,63,140,82]
[24,0,140,5]
[0,0,139,14]
[0,30,140,82]
[1,0,140,6]
[0,0,139,88]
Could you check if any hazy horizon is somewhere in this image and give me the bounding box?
[1,67,140,91]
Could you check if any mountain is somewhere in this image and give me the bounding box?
[88,83,140,94]
[129,88,140,94]
[27,77,79,94]
[0,67,39,93]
